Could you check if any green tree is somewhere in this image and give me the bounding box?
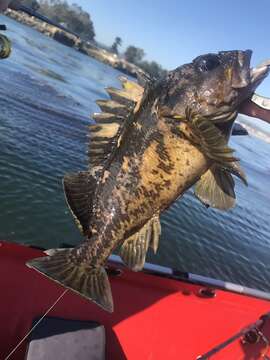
[124,45,145,65]
[139,60,167,79]
[124,45,167,79]
[38,0,95,40]
[111,36,122,54]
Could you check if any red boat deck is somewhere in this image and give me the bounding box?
[1,240,270,359]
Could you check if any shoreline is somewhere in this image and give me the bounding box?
[4,9,143,78]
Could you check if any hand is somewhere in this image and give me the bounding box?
[239,99,270,124]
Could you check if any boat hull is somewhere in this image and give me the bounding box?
[1,240,270,359]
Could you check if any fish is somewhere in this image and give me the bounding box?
[0,32,12,59]
[27,50,270,312]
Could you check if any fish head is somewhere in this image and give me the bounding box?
[164,50,270,125]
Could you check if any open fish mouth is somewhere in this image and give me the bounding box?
[238,59,270,122]
[203,52,270,124]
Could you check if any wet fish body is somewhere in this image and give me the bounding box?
[27,50,270,312]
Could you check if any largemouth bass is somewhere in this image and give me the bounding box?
[27,50,270,312]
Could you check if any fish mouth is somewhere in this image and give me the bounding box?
[231,50,270,90]
[212,55,270,124]
[238,58,270,123]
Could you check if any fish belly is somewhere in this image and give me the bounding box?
[97,133,208,244]
[126,134,209,220]
[86,129,209,263]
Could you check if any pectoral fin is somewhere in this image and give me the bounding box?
[179,108,238,166]
[194,165,236,210]
[120,215,161,271]
[226,161,247,186]
[191,116,238,165]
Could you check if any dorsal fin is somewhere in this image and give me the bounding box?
[64,79,144,235]
[88,77,144,170]
[118,76,144,101]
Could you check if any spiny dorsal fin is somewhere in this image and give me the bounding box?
[92,112,124,124]
[194,165,236,210]
[95,99,130,117]
[88,78,144,170]
[120,215,161,271]
[118,76,144,102]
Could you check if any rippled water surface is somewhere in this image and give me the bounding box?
[0,15,270,291]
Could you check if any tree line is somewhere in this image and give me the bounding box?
[20,0,167,78]
[21,0,95,40]
[111,41,167,79]
[123,45,167,79]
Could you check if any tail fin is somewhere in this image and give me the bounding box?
[26,250,113,312]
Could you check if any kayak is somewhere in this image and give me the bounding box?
[1,240,270,360]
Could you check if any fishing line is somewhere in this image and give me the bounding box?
[4,289,69,360]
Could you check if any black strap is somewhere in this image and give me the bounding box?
[0,25,7,31]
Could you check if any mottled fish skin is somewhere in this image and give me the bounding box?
[27,50,270,312]
[77,104,210,266]
[72,50,258,266]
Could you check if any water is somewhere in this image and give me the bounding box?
[0,15,270,292]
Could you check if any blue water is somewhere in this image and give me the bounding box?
[0,15,270,292]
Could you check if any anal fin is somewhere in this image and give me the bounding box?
[120,215,161,271]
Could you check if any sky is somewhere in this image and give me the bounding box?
[68,0,270,97]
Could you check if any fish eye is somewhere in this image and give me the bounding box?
[196,54,220,72]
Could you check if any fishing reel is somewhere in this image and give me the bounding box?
[0,24,11,59]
